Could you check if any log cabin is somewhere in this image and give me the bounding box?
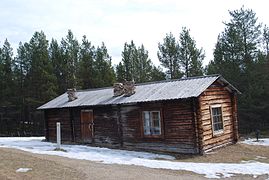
[38,75,240,154]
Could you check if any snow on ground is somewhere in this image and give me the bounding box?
[0,137,269,179]
[16,168,32,173]
[242,138,269,146]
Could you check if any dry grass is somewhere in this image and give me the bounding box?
[174,143,269,163]
[0,148,85,180]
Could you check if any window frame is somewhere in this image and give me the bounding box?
[210,104,224,136]
[141,110,163,138]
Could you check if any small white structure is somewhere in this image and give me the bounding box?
[56,122,61,149]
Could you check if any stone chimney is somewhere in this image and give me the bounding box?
[123,81,135,97]
[113,81,136,97]
[67,88,78,102]
[113,83,124,97]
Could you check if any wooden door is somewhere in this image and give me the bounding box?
[80,110,94,143]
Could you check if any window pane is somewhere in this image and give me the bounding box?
[212,107,223,132]
[212,108,217,116]
[143,111,161,136]
[217,123,221,131]
[151,112,161,135]
[143,111,151,135]
[215,116,220,123]
[214,123,218,131]
[152,127,161,135]
[151,112,160,127]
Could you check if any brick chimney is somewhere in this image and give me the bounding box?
[67,88,78,102]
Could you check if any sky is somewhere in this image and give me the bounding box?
[1,0,269,66]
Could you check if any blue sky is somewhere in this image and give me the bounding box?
[1,0,269,65]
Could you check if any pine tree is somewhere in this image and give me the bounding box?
[206,7,267,133]
[207,33,242,87]
[25,31,57,105]
[15,42,32,105]
[120,41,137,81]
[77,35,95,89]
[93,43,116,87]
[0,39,15,105]
[116,41,164,83]
[0,45,2,87]
[150,66,166,81]
[61,30,80,89]
[116,62,125,82]
[49,39,65,94]
[178,27,204,77]
[157,33,181,79]
[226,7,261,68]
[14,41,31,126]
[135,45,154,82]
[262,26,269,59]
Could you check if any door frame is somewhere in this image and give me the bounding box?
[80,109,94,142]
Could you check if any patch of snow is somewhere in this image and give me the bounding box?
[241,160,258,163]
[1,137,269,179]
[242,138,269,146]
[205,151,217,155]
[255,156,267,160]
[16,168,32,173]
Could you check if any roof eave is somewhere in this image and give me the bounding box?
[217,76,242,94]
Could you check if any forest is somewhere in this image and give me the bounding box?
[0,7,268,136]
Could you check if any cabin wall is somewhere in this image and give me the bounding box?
[45,100,198,153]
[45,108,72,142]
[64,106,121,147]
[45,106,121,147]
[91,106,121,147]
[198,82,237,152]
[69,108,83,142]
[121,100,198,154]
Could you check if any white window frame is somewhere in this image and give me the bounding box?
[142,111,162,136]
[210,105,224,135]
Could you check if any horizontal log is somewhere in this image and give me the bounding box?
[203,132,234,145]
[203,138,234,151]
[202,90,229,96]
[200,94,231,101]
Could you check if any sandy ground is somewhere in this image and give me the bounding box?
[175,143,269,164]
[0,143,268,180]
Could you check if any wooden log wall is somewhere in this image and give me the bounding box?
[68,106,121,147]
[121,105,141,142]
[46,106,121,147]
[45,92,237,154]
[231,94,239,142]
[121,100,198,154]
[198,82,237,152]
[91,106,121,147]
[46,108,72,142]
[69,108,82,142]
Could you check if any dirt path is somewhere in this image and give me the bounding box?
[0,145,268,180]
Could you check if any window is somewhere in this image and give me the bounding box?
[211,105,224,134]
[143,111,161,136]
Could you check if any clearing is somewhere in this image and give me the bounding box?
[0,137,269,179]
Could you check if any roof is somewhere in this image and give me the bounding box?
[38,74,240,110]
